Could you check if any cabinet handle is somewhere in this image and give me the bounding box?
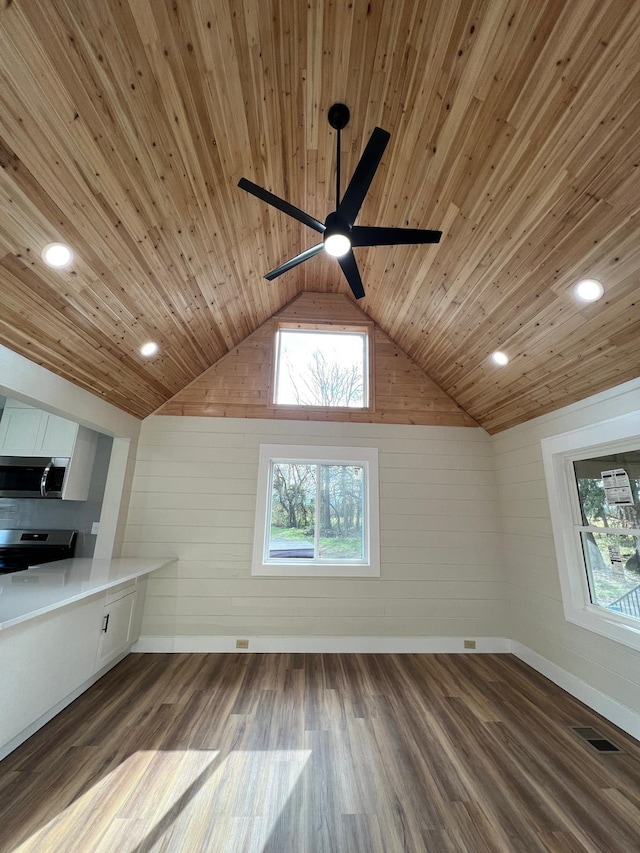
[102,614,110,633]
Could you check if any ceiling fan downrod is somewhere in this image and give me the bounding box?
[328,103,350,210]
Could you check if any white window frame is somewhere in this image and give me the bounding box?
[542,410,640,651]
[252,444,380,577]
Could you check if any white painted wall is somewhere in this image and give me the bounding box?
[493,377,640,719]
[124,417,504,644]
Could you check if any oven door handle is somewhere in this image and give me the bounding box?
[40,460,54,498]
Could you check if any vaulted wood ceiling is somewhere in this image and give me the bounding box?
[1,0,639,433]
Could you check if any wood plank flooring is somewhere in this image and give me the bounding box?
[0,653,639,852]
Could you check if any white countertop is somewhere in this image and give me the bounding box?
[0,556,175,630]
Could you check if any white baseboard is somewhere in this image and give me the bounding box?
[132,635,510,654]
[510,640,640,742]
[0,650,130,762]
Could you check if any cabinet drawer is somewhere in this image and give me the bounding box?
[104,580,138,606]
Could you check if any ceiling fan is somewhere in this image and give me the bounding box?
[238,103,442,299]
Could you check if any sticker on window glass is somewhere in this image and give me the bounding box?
[608,545,624,574]
[601,468,634,506]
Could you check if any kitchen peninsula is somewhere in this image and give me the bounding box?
[0,555,175,630]
[0,555,175,760]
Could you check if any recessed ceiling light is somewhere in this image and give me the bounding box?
[140,341,159,357]
[573,279,604,303]
[42,242,74,268]
[491,350,509,366]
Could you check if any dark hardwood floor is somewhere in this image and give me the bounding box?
[1,653,639,852]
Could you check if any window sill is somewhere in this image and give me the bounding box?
[252,562,379,578]
[565,604,640,653]
[267,403,374,415]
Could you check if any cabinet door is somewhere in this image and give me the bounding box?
[0,596,103,753]
[96,591,137,669]
[37,413,77,457]
[0,407,43,454]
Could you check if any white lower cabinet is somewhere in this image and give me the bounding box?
[0,596,104,753]
[95,577,147,670]
[96,587,136,669]
[1,577,148,759]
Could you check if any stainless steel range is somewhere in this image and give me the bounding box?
[0,529,77,575]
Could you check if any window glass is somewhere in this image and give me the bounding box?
[573,451,640,620]
[267,462,364,562]
[274,328,367,407]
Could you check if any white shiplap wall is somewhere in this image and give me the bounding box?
[494,378,640,719]
[123,417,504,645]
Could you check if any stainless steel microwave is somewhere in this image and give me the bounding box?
[0,457,70,499]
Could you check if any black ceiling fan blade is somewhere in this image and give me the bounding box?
[338,250,366,299]
[264,243,324,280]
[350,225,442,247]
[238,177,325,234]
[337,127,391,225]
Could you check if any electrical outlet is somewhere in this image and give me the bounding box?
[464,639,477,650]
[91,521,100,535]
[236,639,249,649]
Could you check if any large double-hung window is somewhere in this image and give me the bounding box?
[543,412,640,650]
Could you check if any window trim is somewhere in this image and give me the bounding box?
[252,444,380,577]
[542,411,640,651]
[269,320,374,413]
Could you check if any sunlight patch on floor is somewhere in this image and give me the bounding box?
[13,749,311,853]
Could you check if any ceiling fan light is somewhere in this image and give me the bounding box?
[574,279,604,303]
[42,242,73,268]
[324,232,351,257]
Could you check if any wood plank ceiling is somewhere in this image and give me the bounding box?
[0,0,639,433]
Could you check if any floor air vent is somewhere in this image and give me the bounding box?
[570,726,622,753]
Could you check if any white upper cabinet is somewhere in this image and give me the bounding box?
[38,412,77,457]
[0,400,77,457]
[0,403,44,455]
[0,400,98,500]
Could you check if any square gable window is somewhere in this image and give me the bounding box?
[273,323,371,409]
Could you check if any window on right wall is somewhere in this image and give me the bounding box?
[542,411,640,651]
